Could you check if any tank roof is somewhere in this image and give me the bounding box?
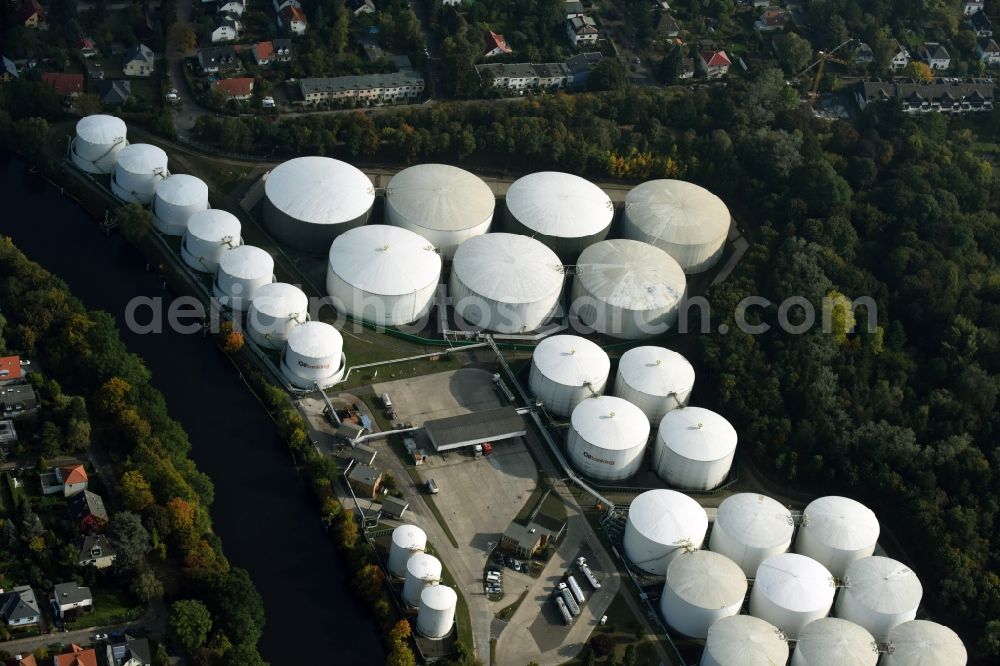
[115,143,167,173]
[657,407,737,462]
[571,396,649,448]
[265,156,375,226]
[249,282,308,318]
[155,174,208,205]
[328,225,441,296]
[506,171,613,238]
[716,493,794,549]
[218,245,273,280]
[795,618,878,666]
[532,335,610,387]
[628,489,708,545]
[887,620,966,664]
[187,209,241,241]
[574,239,686,310]
[420,584,457,610]
[451,233,563,304]
[386,164,495,231]
[802,496,880,551]
[76,114,126,144]
[755,553,835,611]
[665,550,747,609]
[843,556,922,614]
[617,346,694,397]
[286,321,343,358]
[705,615,789,664]
[624,179,730,245]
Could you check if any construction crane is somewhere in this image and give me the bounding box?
[797,38,857,102]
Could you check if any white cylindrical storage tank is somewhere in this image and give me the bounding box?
[263,156,375,253]
[566,396,649,482]
[883,620,967,666]
[504,171,613,261]
[653,407,737,490]
[750,552,836,639]
[111,143,169,204]
[213,245,274,311]
[570,239,687,340]
[710,493,794,578]
[326,225,442,326]
[417,585,457,639]
[622,489,708,575]
[403,552,442,607]
[790,617,878,666]
[614,346,694,424]
[388,524,427,577]
[280,321,346,390]
[385,164,495,260]
[528,335,610,417]
[449,233,564,333]
[796,496,880,578]
[152,174,209,235]
[247,282,309,350]
[701,615,789,666]
[71,114,127,174]
[660,550,747,638]
[182,209,242,273]
[622,179,731,274]
[835,556,922,641]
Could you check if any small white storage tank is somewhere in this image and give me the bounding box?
[750,552,836,639]
[247,283,309,350]
[653,407,737,490]
[623,489,708,575]
[388,524,427,577]
[613,346,694,424]
[152,174,209,235]
[660,550,747,638]
[280,321,346,390]
[529,335,610,417]
[622,179,731,274]
[701,615,789,666]
[567,396,649,482]
[71,114,127,174]
[182,209,242,273]
[709,493,794,578]
[883,620,967,666]
[403,552,442,607]
[570,239,687,339]
[796,496,880,578]
[790,617,878,666]
[835,556,922,641]
[111,143,169,204]
[449,233,565,333]
[385,164,495,259]
[213,245,274,311]
[417,585,457,639]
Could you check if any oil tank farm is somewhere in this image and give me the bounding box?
[182,209,242,273]
[750,552,836,639]
[213,245,274,311]
[613,346,694,424]
[111,143,169,204]
[709,493,794,578]
[152,174,209,235]
[262,156,375,253]
[701,615,789,666]
[660,550,747,638]
[623,489,708,575]
[835,556,922,641]
[247,282,309,349]
[622,179,731,274]
[385,164,495,259]
[326,225,442,326]
[653,407,737,490]
[504,171,613,261]
[71,114,127,174]
[795,496,880,578]
[280,321,346,389]
[566,396,649,482]
[882,620,967,666]
[388,524,427,577]
[403,552,442,607]
[528,335,610,417]
[417,585,457,639]
[450,233,565,334]
[790,618,878,666]
[570,239,687,339]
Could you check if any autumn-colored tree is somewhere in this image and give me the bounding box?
[321,497,342,517]
[167,497,196,535]
[218,322,244,353]
[183,538,230,573]
[336,513,358,548]
[385,645,416,666]
[75,94,102,116]
[389,619,411,644]
[353,564,384,602]
[96,376,132,415]
[168,22,197,54]
[902,61,933,84]
[121,470,155,511]
[824,290,858,345]
[117,204,153,245]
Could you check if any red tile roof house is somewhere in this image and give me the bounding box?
[0,356,23,386]
[19,0,47,29]
[484,30,512,58]
[213,77,255,100]
[41,464,89,497]
[42,72,84,97]
[698,50,731,78]
[53,645,97,666]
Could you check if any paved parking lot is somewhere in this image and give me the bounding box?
[373,368,504,426]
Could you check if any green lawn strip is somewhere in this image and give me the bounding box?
[494,588,528,621]
[66,589,141,630]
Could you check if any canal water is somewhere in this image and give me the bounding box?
[0,154,384,664]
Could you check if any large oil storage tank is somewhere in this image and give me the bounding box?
[791,617,877,666]
[835,556,922,641]
[613,346,694,424]
[660,550,747,638]
[326,225,442,326]
[417,585,457,639]
[247,282,309,350]
[213,245,274,311]
[280,321,346,389]
[152,174,209,236]
[263,156,375,253]
[883,620,966,666]
[701,615,789,666]
[403,553,442,607]
[71,114,127,174]
[750,552,836,639]
[623,489,708,575]
[622,179,731,274]
[385,164,495,259]
[450,233,565,333]
[529,335,610,417]
[182,209,242,273]
[570,239,687,339]
[653,407,737,490]
[709,493,794,578]
[567,396,650,482]
[111,143,169,204]
[504,171,613,261]
[388,524,427,577]
[795,496,880,578]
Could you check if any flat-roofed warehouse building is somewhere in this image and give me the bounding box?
[424,407,527,452]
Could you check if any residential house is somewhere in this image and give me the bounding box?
[680,56,695,79]
[123,44,155,76]
[350,442,377,465]
[197,46,241,73]
[475,62,571,91]
[380,495,409,519]
[441,0,461,5]
[0,586,40,627]
[78,37,98,58]
[855,78,994,114]
[212,12,241,42]
[41,464,88,497]
[566,15,598,45]
[979,37,1000,65]
[750,0,770,6]
[69,490,108,533]
[53,645,97,666]
[99,80,132,105]
[483,31,512,58]
[217,0,246,15]
[851,41,874,64]
[105,634,151,666]
[963,0,984,16]
[564,1,585,20]
[698,49,731,78]
[77,534,116,569]
[0,419,17,446]
[754,6,789,32]
[655,12,680,39]
[348,463,383,498]
[891,39,910,70]
[51,583,93,619]
[1,56,18,82]
[41,72,84,97]
[0,384,38,416]
[19,0,47,29]
[971,10,993,38]
[297,71,424,104]
[213,77,255,100]
[918,42,951,70]
[277,1,309,34]
[252,39,293,66]
[0,356,23,386]
[349,0,376,14]
[563,51,603,87]
[6,654,37,666]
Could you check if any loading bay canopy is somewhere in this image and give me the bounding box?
[424,407,527,452]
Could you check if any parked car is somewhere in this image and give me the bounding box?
[92,633,108,642]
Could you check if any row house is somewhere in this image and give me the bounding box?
[856,78,994,114]
[298,71,425,105]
